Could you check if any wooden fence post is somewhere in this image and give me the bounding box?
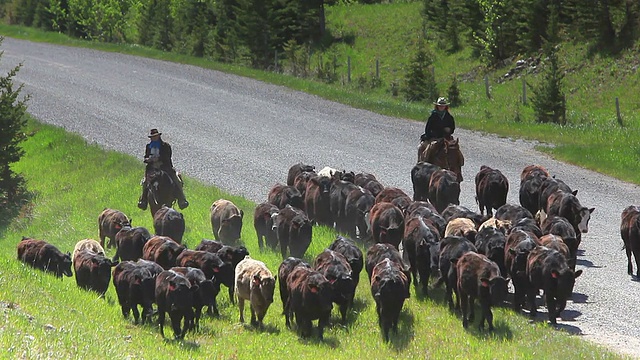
[484,75,491,99]
[616,97,623,126]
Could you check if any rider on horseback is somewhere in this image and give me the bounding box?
[421,97,455,142]
[137,128,189,210]
[418,97,455,161]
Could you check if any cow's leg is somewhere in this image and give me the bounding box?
[228,287,235,305]
[250,304,258,326]
[546,294,558,325]
[625,241,633,275]
[157,308,166,338]
[632,245,640,278]
[238,298,245,323]
[131,304,141,324]
[460,293,469,328]
[169,311,184,339]
[468,294,476,323]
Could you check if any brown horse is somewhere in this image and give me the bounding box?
[144,169,178,217]
[418,138,464,182]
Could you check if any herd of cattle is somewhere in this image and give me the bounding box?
[22,158,640,343]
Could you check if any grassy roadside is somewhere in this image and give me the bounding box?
[0,121,624,359]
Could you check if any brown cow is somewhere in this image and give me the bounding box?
[268,183,304,210]
[278,257,311,314]
[369,202,405,248]
[153,206,185,244]
[495,203,534,224]
[519,165,550,216]
[328,236,364,288]
[520,165,550,182]
[142,235,186,270]
[17,237,72,278]
[375,187,412,214]
[621,205,640,277]
[210,199,244,243]
[428,169,460,214]
[475,166,509,217]
[435,236,477,312]
[287,163,315,186]
[402,216,440,294]
[170,266,220,327]
[235,256,276,327]
[330,180,360,233]
[355,172,385,198]
[98,208,131,249]
[370,258,410,341]
[253,202,280,250]
[365,243,411,295]
[176,249,234,304]
[456,252,508,330]
[444,217,477,242]
[441,204,487,228]
[293,171,316,198]
[304,176,334,226]
[546,191,595,245]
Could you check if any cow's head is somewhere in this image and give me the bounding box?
[577,207,595,233]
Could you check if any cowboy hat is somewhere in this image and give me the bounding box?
[148,128,162,138]
[433,97,450,106]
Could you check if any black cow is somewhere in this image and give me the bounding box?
[274,205,313,259]
[495,203,534,223]
[505,229,538,312]
[365,243,411,294]
[527,246,582,324]
[73,250,118,295]
[370,258,410,341]
[328,236,364,288]
[428,169,461,214]
[539,177,575,214]
[285,266,333,339]
[313,249,356,323]
[155,270,196,339]
[435,236,477,312]
[171,266,220,325]
[113,226,152,262]
[541,215,579,270]
[375,187,413,215]
[17,238,72,278]
[355,172,385,198]
[176,249,234,304]
[153,206,185,244]
[474,226,507,277]
[408,203,447,237]
[411,162,441,202]
[509,217,543,238]
[440,204,487,229]
[475,165,509,217]
[344,186,376,240]
[112,261,155,324]
[253,202,280,250]
[402,216,440,295]
[330,180,360,233]
[519,167,549,216]
[456,252,508,330]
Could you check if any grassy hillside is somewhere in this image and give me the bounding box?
[0,121,623,359]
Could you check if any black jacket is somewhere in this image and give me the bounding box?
[144,139,173,170]
[423,110,455,140]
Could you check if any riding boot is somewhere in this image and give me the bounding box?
[137,185,148,210]
[169,171,189,209]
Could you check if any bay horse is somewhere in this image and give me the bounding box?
[144,168,178,217]
[418,137,464,182]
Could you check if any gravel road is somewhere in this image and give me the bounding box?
[2,37,640,358]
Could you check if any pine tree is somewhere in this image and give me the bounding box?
[402,42,437,103]
[0,39,30,208]
[447,74,461,107]
[530,2,566,124]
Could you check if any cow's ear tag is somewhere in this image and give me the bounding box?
[310,285,318,293]
[481,279,490,287]
[551,271,559,279]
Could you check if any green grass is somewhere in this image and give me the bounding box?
[0,121,625,359]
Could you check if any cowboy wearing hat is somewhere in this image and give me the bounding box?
[137,128,189,210]
[417,97,457,163]
[421,97,455,142]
